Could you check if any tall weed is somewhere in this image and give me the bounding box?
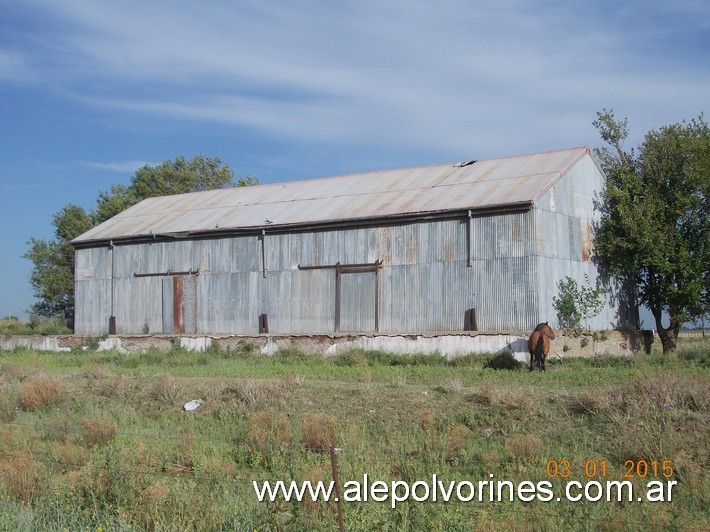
[301,413,337,451]
[19,376,63,411]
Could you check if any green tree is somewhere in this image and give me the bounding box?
[94,154,237,224]
[23,205,93,327]
[553,275,606,334]
[25,155,257,328]
[593,110,710,355]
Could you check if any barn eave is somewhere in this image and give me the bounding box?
[71,200,534,249]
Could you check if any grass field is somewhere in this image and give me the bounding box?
[0,342,707,531]
[0,317,71,336]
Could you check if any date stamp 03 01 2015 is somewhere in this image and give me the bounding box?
[545,459,675,480]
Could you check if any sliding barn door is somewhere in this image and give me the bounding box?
[162,275,198,334]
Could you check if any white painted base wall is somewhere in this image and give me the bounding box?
[1,331,649,359]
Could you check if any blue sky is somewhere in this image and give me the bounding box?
[1,0,708,322]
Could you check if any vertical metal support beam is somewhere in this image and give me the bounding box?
[108,240,117,334]
[374,260,380,332]
[260,230,267,278]
[465,308,478,331]
[188,274,198,334]
[467,210,474,267]
[334,262,341,332]
[259,313,269,333]
[173,275,185,334]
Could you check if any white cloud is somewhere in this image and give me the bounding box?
[10,0,710,157]
[0,49,38,82]
[82,160,157,173]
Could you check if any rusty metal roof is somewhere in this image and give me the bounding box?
[73,147,591,244]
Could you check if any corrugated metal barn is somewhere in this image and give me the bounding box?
[72,147,636,336]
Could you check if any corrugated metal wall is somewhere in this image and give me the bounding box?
[470,212,539,331]
[339,271,377,332]
[75,211,544,335]
[532,155,637,329]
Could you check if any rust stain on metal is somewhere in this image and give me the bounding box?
[407,233,417,264]
[442,240,453,261]
[173,276,185,334]
[581,221,594,262]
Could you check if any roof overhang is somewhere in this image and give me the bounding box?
[72,200,534,249]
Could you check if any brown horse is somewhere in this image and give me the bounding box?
[528,322,555,372]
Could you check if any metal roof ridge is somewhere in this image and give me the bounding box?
[245,146,589,187]
[115,146,590,207]
[527,147,591,203]
[72,146,593,245]
[470,145,588,164]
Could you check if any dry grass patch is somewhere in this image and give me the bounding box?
[247,410,273,455]
[0,425,39,455]
[19,375,63,411]
[90,374,138,399]
[248,411,292,458]
[505,434,543,465]
[565,376,710,420]
[136,481,171,529]
[50,441,90,470]
[173,431,196,469]
[218,378,294,410]
[392,373,408,387]
[82,416,117,447]
[280,373,305,388]
[301,413,337,451]
[419,408,436,434]
[0,450,41,502]
[441,377,465,393]
[0,364,33,383]
[149,375,186,405]
[82,362,110,379]
[467,384,524,409]
[482,451,502,471]
[45,418,76,443]
[0,395,18,422]
[300,464,331,518]
[197,457,237,480]
[358,374,376,396]
[446,424,470,459]
[562,387,621,417]
[227,379,265,407]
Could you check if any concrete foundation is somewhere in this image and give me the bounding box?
[0,330,651,360]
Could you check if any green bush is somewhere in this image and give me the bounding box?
[484,352,523,371]
[449,353,491,368]
[331,350,369,366]
[273,347,312,363]
[553,275,605,333]
[679,347,709,367]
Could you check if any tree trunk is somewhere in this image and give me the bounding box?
[653,311,680,356]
